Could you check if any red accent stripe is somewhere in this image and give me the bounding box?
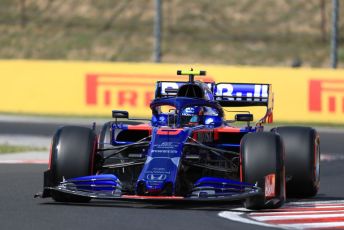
[121,195,184,200]
[127,124,152,131]
[157,129,183,135]
[214,127,241,133]
[48,142,52,170]
[266,217,344,224]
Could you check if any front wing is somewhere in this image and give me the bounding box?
[36,173,263,203]
[38,186,263,203]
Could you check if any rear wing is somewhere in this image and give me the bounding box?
[155,81,272,108]
[153,80,273,124]
[214,83,272,108]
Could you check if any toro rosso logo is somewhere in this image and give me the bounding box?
[146,174,167,181]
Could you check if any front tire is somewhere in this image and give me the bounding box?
[241,132,285,210]
[49,126,97,202]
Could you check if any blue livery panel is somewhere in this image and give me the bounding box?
[137,128,190,194]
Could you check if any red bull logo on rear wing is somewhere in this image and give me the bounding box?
[214,83,272,108]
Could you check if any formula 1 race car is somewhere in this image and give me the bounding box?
[36,69,320,209]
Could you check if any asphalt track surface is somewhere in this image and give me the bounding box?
[1,120,344,230]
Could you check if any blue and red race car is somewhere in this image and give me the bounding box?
[37,69,320,209]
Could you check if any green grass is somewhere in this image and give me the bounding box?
[0,0,342,67]
[0,144,47,154]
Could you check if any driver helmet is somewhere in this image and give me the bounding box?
[181,106,204,125]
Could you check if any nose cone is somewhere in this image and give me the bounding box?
[136,128,190,196]
[136,157,177,195]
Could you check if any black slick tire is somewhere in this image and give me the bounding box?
[49,126,97,202]
[241,132,285,210]
[273,126,320,198]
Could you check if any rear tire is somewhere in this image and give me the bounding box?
[241,132,285,210]
[50,126,97,202]
[273,126,320,198]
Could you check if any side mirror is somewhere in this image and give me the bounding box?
[235,114,253,122]
[112,110,129,119]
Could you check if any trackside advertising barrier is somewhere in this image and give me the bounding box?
[0,60,344,123]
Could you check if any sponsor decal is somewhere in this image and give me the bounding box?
[85,73,175,107]
[86,73,214,108]
[309,79,344,113]
[265,173,275,198]
[151,149,178,154]
[157,129,183,135]
[182,107,195,115]
[157,142,179,149]
[151,142,180,157]
[146,174,167,181]
[215,83,269,102]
